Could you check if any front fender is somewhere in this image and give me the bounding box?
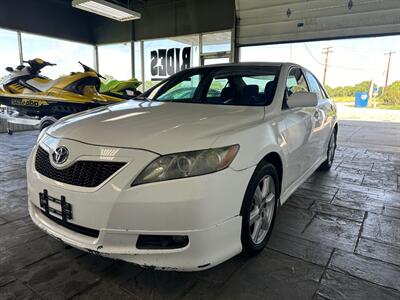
[211,121,287,172]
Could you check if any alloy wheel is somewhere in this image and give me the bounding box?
[249,175,276,244]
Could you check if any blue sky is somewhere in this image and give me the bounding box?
[98,42,132,79]
[0,29,94,79]
[240,35,400,87]
[0,29,20,76]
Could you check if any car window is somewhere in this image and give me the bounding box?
[242,75,276,91]
[206,78,229,98]
[319,82,329,98]
[286,68,309,95]
[145,66,281,106]
[204,73,278,105]
[305,71,324,100]
[157,74,203,101]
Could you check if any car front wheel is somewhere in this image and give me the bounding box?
[241,162,278,256]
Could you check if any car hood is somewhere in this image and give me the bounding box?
[47,100,264,154]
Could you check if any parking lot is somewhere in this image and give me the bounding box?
[0,120,399,299]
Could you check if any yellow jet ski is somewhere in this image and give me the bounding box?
[0,58,127,118]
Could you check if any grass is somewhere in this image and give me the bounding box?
[375,103,400,110]
[341,103,400,110]
[332,96,354,103]
[333,97,400,110]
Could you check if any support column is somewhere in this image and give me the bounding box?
[232,12,239,63]
[17,31,23,64]
[131,41,135,78]
[140,40,145,92]
[93,45,99,72]
[199,33,203,66]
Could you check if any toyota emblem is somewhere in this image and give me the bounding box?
[52,146,69,165]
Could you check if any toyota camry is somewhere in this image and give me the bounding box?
[27,63,337,271]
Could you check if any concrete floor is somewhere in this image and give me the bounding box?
[1,120,400,300]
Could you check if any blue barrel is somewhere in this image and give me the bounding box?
[354,92,368,107]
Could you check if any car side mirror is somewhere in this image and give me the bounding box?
[287,91,318,108]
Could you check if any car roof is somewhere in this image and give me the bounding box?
[189,62,298,70]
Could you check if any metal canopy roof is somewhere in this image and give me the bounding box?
[0,0,235,45]
[3,0,400,47]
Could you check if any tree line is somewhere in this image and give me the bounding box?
[325,80,400,105]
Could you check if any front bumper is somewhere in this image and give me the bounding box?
[29,202,242,271]
[27,136,255,271]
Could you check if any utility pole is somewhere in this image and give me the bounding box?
[369,79,376,108]
[322,47,333,86]
[383,51,395,94]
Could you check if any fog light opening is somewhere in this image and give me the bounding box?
[136,235,189,250]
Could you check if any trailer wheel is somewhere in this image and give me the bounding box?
[39,120,54,131]
[38,116,58,131]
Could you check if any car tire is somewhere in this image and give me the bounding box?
[241,162,279,256]
[319,128,337,171]
[39,120,55,131]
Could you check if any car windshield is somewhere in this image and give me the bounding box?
[141,65,281,106]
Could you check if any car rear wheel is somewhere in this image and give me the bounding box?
[241,163,278,256]
[319,128,337,171]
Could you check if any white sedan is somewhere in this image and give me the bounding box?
[27,63,337,271]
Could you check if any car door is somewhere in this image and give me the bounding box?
[304,70,331,159]
[281,67,318,188]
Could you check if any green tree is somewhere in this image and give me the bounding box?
[325,85,334,96]
[325,80,374,97]
[381,81,400,105]
[353,80,371,93]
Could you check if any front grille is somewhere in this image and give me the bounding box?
[40,209,99,238]
[35,146,125,187]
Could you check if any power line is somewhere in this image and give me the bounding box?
[303,43,324,65]
[303,43,386,71]
[332,46,398,54]
[329,64,385,71]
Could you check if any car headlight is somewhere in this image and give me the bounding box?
[132,145,239,186]
[36,127,48,142]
